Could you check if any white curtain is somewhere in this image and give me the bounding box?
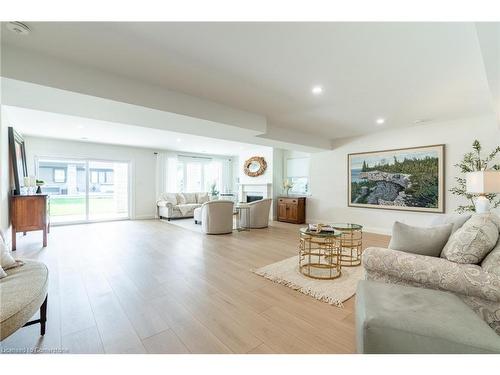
[166,153,178,192]
[155,152,168,202]
[221,158,232,193]
[155,152,178,199]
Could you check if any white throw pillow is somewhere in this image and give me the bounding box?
[181,193,197,204]
[162,193,178,205]
[0,265,6,279]
[441,213,499,264]
[0,237,17,270]
[389,221,453,257]
[177,193,187,204]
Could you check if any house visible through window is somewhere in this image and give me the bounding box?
[90,171,99,184]
[53,168,66,183]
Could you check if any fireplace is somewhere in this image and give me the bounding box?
[238,183,272,203]
[246,195,263,203]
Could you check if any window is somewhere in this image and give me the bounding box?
[90,171,98,184]
[174,157,226,193]
[186,162,202,192]
[38,158,129,224]
[286,157,310,195]
[53,168,66,183]
[105,171,114,184]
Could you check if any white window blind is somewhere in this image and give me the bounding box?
[286,157,310,177]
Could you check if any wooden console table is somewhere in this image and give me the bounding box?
[11,194,50,251]
[277,196,306,224]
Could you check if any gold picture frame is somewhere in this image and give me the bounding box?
[348,144,445,213]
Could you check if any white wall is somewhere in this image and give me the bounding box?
[307,116,500,234]
[24,136,158,220]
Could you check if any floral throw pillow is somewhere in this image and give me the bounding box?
[441,214,499,264]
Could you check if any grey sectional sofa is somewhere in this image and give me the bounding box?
[357,213,500,353]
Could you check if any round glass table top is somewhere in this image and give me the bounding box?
[299,227,341,238]
[330,223,363,231]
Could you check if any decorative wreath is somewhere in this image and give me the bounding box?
[244,156,267,177]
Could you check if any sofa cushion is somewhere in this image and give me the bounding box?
[178,193,197,204]
[430,214,471,233]
[481,240,500,277]
[197,192,209,204]
[356,280,500,353]
[0,265,6,279]
[441,214,499,264]
[388,221,453,257]
[160,193,178,205]
[177,203,201,217]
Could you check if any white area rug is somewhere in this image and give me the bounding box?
[164,218,203,233]
[253,256,364,307]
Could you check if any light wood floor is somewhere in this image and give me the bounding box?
[0,219,389,354]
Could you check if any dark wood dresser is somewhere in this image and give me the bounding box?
[277,196,306,224]
[11,194,50,251]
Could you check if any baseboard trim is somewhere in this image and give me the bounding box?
[134,214,156,220]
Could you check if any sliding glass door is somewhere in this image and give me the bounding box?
[37,158,129,224]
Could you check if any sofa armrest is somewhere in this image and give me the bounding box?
[156,200,174,208]
[363,247,500,303]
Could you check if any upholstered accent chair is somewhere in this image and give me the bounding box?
[239,198,272,229]
[197,200,234,235]
[0,260,48,341]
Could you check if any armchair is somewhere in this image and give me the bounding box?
[200,200,234,234]
[239,198,272,229]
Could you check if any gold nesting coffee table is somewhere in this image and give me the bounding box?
[298,227,342,280]
[330,223,363,267]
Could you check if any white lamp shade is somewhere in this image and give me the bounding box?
[466,171,500,194]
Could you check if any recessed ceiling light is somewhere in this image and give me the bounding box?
[375,118,385,125]
[77,125,85,129]
[176,138,181,143]
[311,86,323,95]
[6,22,31,36]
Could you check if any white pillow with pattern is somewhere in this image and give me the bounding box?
[441,213,499,264]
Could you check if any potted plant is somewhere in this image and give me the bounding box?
[209,183,219,200]
[283,179,294,197]
[450,140,500,213]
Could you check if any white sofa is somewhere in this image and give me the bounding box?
[157,192,209,220]
[194,200,234,234]
[239,198,272,229]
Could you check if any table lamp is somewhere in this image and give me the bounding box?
[466,171,500,213]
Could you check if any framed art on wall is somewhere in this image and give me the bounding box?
[348,144,445,213]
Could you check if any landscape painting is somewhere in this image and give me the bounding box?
[348,145,444,212]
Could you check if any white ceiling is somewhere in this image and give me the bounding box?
[1,22,498,140]
[3,106,268,156]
